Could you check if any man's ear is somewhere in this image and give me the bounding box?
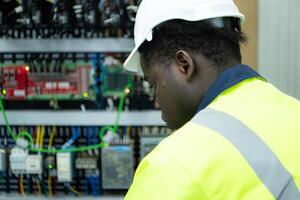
[175,50,195,81]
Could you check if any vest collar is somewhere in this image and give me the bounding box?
[197,64,265,112]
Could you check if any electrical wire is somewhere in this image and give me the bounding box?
[48,175,52,196]
[65,183,82,196]
[20,175,25,196]
[39,126,45,148]
[48,126,56,196]
[126,126,131,139]
[36,126,40,148]
[53,177,57,195]
[36,180,41,195]
[32,177,42,195]
[61,127,81,149]
[48,127,56,148]
[0,83,132,153]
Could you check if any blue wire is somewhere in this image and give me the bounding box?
[84,176,89,195]
[94,176,99,196]
[85,127,91,194]
[90,176,95,196]
[90,127,96,196]
[61,127,81,149]
[87,127,91,146]
[92,127,101,195]
[91,53,98,70]
[93,127,98,144]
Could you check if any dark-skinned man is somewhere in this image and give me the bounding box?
[123,0,300,199]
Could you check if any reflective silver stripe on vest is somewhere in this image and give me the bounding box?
[192,108,300,200]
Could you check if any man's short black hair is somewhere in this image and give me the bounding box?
[138,18,247,71]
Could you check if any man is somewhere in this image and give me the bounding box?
[123,0,300,199]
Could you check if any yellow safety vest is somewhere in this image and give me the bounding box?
[125,77,300,200]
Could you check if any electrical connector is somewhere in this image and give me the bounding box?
[16,138,29,149]
[103,130,119,144]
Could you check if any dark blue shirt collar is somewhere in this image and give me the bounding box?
[197,64,265,112]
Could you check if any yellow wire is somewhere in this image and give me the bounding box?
[49,127,56,148]
[126,126,131,139]
[48,175,52,196]
[20,175,25,196]
[36,179,41,195]
[36,126,40,147]
[39,126,45,148]
[68,184,82,196]
[48,126,56,196]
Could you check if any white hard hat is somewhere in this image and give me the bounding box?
[124,0,245,73]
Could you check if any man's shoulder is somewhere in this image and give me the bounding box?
[146,121,228,172]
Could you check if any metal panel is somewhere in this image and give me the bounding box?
[258,0,300,99]
[0,111,164,126]
[0,38,134,53]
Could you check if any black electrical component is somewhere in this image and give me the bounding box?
[0,0,137,38]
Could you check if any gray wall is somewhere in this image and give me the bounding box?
[258,0,300,99]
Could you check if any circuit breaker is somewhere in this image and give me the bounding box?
[9,147,28,175]
[57,152,73,182]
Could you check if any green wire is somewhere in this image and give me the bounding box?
[0,83,132,154]
[0,95,17,141]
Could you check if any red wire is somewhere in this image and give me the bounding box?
[53,177,57,195]
[17,176,21,194]
[33,178,37,195]
[34,127,37,144]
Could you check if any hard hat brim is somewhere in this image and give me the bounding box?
[124,44,142,74]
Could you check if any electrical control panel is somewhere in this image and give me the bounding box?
[0,53,155,110]
[0,125,170,197]
[0,0,168,199]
